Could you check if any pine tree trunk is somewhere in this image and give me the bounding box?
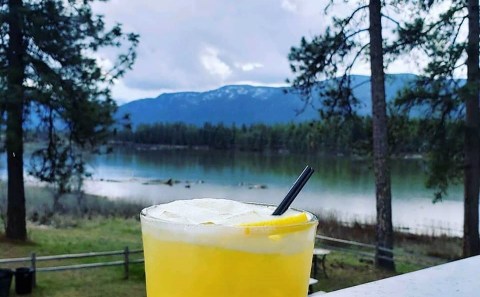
[369,0,395,270]
[463,0,480,257]
[5,0,26,241]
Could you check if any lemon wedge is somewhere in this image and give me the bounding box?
[239,212,309,227]
[239,212,311,237]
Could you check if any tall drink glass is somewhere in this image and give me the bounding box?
[140,199,318,297]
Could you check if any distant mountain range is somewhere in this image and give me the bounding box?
[116,74,419,127]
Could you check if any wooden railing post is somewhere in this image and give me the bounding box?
[124,246,129,279]
[31,252,37,287]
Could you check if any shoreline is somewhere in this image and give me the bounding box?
[0,175,464,238]
[107,140,425,160]
[80,177,464,238]
[15,182,463,242]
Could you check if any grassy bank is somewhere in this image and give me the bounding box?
[0,218,145,297]
[317,213,462,261]
[0,184,147,229]
[310,215,460,292]
[0,190,461,296]
[0,215,455,296]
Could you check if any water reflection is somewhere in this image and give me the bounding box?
[88,148,461,202]
[82,148,466,236]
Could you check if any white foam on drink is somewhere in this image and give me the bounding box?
[141,199,318,254]
[144,198,303,225]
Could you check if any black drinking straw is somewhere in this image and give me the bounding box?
[272,165,315,215]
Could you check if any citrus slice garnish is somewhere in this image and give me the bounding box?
[239,212,309,227]
[239,212,311,237]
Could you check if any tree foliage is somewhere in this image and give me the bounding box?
[114,117,429,156]
[393,0,468,198]
[394,0,480,256]
[396,78,464,201]
[0,0,138,239]
[115,120,366,154]
[286,0,407,270]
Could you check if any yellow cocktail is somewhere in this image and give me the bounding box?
[141,199,318,297]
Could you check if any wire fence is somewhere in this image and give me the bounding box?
[0,247,144,286]
[0,235,448,288]
[316,235,448,267]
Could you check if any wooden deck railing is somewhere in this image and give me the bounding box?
[0,247,144,286]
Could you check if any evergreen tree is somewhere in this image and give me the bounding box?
[287,0,399,269]
[394,0,479,257]
[0,0,138,240]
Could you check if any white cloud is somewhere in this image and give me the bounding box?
[95,56,113,70]
[200,46,232,80]
[93,55,114,80]
[280,0,325,17]
[231,80,287,88]
[90,0,330,103]
[92,0,419,103]
[281,0,298,12]
[111,79,166,105]
[235,62,264,72]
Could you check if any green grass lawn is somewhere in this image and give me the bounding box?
[0,218,145,297]
[0,217,449,297]
[309,251,426,293]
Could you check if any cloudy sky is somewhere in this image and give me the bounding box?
[94,0,413,104]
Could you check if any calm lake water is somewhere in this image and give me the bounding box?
[83,148,465,236]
